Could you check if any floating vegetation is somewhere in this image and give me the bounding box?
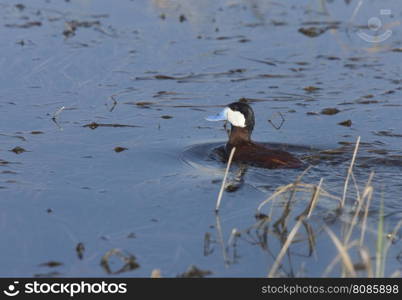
[321,108,340,115]
[304,86,321,93]
[76,243,85,260]
[373,130,402,138]
[316,55,341,60]
[338,120,352,127]
[114,146,128,153]
[39,261,63,268]
[100,249,139,275]
[177,265,213,278]
[34,271,62,278]
[209,138,401,277]
[298,26,329,37]
[134,101,154,108]
[179,14,187,22]
[10,146,26,154]
[5,21,42,28]
[63,20,101,38]
[83,122,141,129]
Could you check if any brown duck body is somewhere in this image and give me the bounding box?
[225,127,302,169]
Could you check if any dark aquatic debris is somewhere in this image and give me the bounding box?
[5,21,42,29]
[52,106,66,120]
[179,14,187,22]
[268,112,285,130]
[359,157,402,167]
[177,265,213,278]
[39,261,63,268]
[134,74,203,82]
[356,99,380,105]
[154,75,178,80]
[135,69,247,82]
[15,4,25,10]
[239,56,277,66]
[63,20,101,38]
[304,86,321,93]
[153,91,179,98]
[76,242,85,260]
[100,249,139,275]
[231,73,303,82]
[316,55,341,61]
[134,101,154,108]
[0,159,11,166]
[10,146,27,154]
[1,170,17,174]
[238,38,250,43]
[298,26,329,37]
[373,130,402,138]
[0,133,26,141]
[321,108,340,115]
[271,20,287,26]
[126,232,136,239]
[114,146,128,153]
[161,115,173,119]
[34,271,62,278]
[83,122,142,130]
[216,35,246,40]
[51,106,67,129]
[338,120,352,127]
[107,95,118,112]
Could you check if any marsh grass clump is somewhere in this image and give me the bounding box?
[212,137,401,277]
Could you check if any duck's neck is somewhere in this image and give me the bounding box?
[228,126,252,146]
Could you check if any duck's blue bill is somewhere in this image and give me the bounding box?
[205,108,228,122]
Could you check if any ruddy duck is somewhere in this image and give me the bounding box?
[206,102,302,169]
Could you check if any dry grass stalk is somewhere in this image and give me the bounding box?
[359,247,373,277]
[295,178,323,220]
[260,181,339,219]
[215,214,229,267]
[359,171,375,246]
[390,270,402,278]
[215,147,236,212]
[307,178,323,219]
[341,136,360,208]
[380,219,402,276]
[257,166,312,213]
[322,240,359,277]
[325,226,357,277]
[151,269,162,278]
[227,228,239,247]
[344,172,375,245]
[268,217,304,278]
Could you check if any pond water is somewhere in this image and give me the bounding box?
[0,0,401,277]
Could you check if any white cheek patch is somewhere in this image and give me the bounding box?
[227,108,246,128]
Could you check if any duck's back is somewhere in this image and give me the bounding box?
[227,142,302,169]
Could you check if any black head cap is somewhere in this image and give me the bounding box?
[228,102,255,132]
